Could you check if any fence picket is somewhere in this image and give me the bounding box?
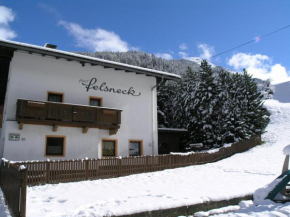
[10,135,260,186]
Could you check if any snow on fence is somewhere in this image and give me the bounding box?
[0,159,27,217]
[10,135,261,186]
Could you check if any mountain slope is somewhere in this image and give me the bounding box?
[78,51,203,76]
[78,51,274,98]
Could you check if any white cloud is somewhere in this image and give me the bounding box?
[179,43,187,50]
[179,43,216,63]
[0,6,17,40]
[39,3,62,20]
[197,43,215,60]
[228,53,290,84]
[178,51,188,59]
[59,21,129,52]
[155,53,173,60]
[228,53,270,70]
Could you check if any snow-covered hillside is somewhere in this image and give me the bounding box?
[18,99,288,217]
[274,81,290,103]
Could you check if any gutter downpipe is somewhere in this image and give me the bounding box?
[151,77,164,155]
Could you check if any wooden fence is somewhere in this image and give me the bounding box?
[0,160,27,217]
[11,135,261,186]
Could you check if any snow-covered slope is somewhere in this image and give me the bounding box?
[0,190,10,217]
[21,99,290,217]
[273,81,290,103]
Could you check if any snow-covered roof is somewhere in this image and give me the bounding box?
[0,39,181,81]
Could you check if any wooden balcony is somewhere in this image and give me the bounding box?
[16,99,122,134]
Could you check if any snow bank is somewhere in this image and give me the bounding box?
[0,189,11,217]
[194,205,240,216]
[283,145,290,155]
[253,176,284,205]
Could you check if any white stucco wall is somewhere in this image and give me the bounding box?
[2,51,158,161]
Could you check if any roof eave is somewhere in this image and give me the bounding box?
[0,40,180,81]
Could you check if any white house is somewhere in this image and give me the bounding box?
[0,39,180,161]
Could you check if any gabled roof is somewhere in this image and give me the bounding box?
[0,39,181,81]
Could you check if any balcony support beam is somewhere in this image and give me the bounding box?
[19,122,23,130]
[82,126,89,134]
[109,128,118,135]
[53,125,58,132]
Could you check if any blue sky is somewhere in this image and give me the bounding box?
[0,0,290,84]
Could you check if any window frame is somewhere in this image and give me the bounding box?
[47,91,64,103]
[45,135,66,157]
[101,139,118,158]
[128,140,143,156]
[89,96,103,107]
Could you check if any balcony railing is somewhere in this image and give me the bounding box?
[16,99,122,134]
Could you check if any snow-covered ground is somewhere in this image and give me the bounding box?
[22,99,289,216]
[0,189,11,217]
[0,99,289,216]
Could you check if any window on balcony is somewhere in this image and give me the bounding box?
[89,97,102,107]
[47,92,64,102]
[129,140,143,156]
[102,139,117,157]
[45,136,66,156]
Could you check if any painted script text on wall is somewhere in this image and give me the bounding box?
[80,78,141,97]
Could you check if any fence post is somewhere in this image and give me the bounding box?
[171,155,174,169]
[85,159,89,180]
[46,160,50,183]
[146,156,149,172]
[0,159,4,186]
[20,167,27,217]
[118,158,122,177]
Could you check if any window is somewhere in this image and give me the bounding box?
[102,139,117,157]
[129,140,143,156]
[89,97,103,107]
[47,92,64,102]
[45,136,66,156]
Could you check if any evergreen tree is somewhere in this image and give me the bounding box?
[214,70,231,145]
[197,60,217,148]
[157,80,177,127]
[173,67,201,142]
[242,69,269,135]
[160,62,270,150]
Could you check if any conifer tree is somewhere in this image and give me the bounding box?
[197,60,217,148]
[242,69,269,135]
[157,80,177,128]
[214,70,231,145]
[157,61,270,150]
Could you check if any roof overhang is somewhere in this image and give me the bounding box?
[158,128,188,133]
[0,39,181,81]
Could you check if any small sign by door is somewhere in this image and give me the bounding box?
[9,133,20,141]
